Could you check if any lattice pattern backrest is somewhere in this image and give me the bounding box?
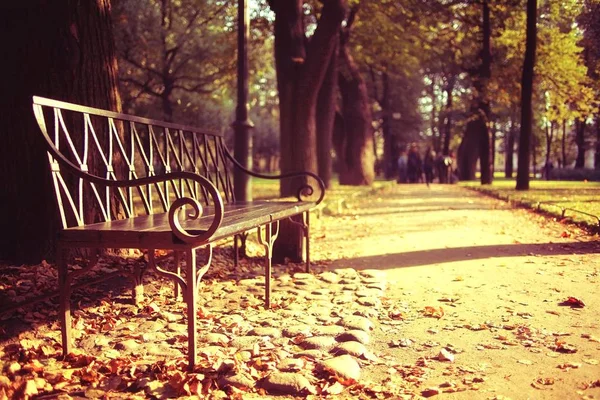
[33,97,235,229]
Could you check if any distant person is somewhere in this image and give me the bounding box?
[447,151,458,183]
[423,148,436,186]
[407,144,422,183]
[397,150,408,183]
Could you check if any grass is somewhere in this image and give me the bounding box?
[460,179,600,230]
[251,176,392,204]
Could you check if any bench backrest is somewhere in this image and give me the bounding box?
[33,96,235,229]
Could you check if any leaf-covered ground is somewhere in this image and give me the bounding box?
[1,184,600,399]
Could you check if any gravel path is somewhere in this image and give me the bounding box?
[1,183,599,399]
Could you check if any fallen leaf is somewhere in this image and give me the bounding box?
[560,297,585,308]
[557,362,581,370]
[423,306,444,319]
[421,387,440,397]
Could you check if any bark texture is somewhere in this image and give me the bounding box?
[516,0,537,190]
[575,119,586,168]
[269,0,346,262]
[336,6,375,185]
[0,0,121,263]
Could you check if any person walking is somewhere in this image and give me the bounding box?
[407,144,422,183]
[397,150,408,183]
[423,148,435,186]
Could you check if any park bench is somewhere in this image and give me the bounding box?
[32,96,325,369]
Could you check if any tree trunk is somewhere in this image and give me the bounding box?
[516,0,537,191]
[479,0,492,185]
[458,118,482,181]
[575,119,586,168]
[595,116,600,169]
[505,118,516,178]
[545,122,554,165]
[336,6,374,186]
[316,39,339,188]
[0,0,121,263]
[269,0,346,262]
[380,72,396,179]
[561,120,567,167]
[442,76,455,156]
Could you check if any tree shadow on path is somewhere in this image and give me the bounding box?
[328,241,600,271]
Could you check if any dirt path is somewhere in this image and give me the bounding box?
[312,183,600,399]
[1,183,599,399]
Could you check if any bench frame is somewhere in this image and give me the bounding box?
[32,96,324,369]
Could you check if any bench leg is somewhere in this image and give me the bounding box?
[185,248,198,370]
[234,233,248,268]
[286,214,310,272]
[234,235,239,268]
[57,245,72,356]
[174,251,182,301]
[305,211,311,273]
[257,222,279,308]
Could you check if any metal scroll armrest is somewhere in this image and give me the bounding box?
[33,104,224,245]
[222,147,325,204]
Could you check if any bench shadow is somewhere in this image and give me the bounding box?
[327,241,600,271]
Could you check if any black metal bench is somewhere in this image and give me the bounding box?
[32,96,324,369]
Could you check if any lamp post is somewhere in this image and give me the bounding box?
[233,0,254,201]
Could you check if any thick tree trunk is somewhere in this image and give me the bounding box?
[335,6,374,186]
[575,119,586,168]
[0,0,121,263]
[269,0,346,262]
[516,0,537,190]
[479,0,492,185]
[458,118,482,181]
[316,40,339,188]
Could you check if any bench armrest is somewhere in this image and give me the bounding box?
[223,147,325,204]
[33,104,224,244]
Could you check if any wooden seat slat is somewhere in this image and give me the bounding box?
[59,201,314,247]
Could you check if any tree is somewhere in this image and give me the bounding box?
[516,0,537,190]
[457,0,493,183]
[267,0,346,261]
[0,0,122,263]
[335,6,375,185]
[113,0,235,123]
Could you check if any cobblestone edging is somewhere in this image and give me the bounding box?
[74,267,388,397]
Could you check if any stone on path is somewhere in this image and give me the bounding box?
[318,271,340,284]
[337,330,371,345]
[331,341,368,358]
[339,315,374,331]
[278,358,306,372]
[219,373,254,389]
[248,327,282,338]
[260,372,316,395]
[204,333,230,345]
[322,354,361,380]
[300,336,337,351]
[357,297,380,307]
[312,325,345,336]
[283,325,312,338]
